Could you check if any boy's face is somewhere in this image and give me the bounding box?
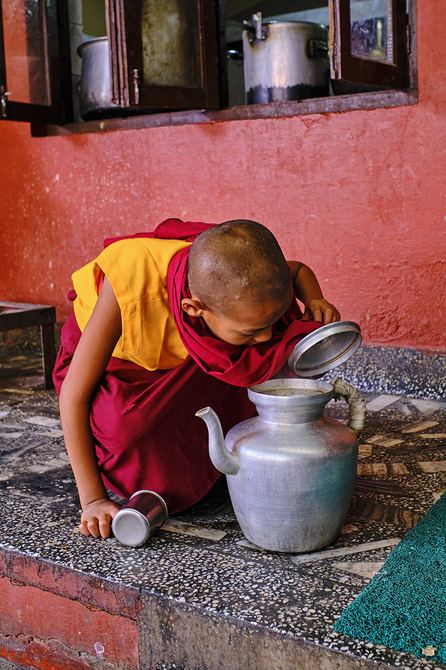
[182,292,293,346]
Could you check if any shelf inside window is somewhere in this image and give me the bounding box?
[33,89,417,137]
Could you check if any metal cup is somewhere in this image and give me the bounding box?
[112,490,168,547]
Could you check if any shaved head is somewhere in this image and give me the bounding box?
[187,220,292,314]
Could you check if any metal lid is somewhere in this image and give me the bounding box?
[112,508,150,548]
[287,320,362,378]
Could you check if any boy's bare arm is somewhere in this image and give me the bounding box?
[287,261,340,324]
[59,277,122,538]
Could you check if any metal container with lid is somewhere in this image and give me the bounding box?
[112,490,168,547]
[287,320,362,378]
[77,37,122,120]
[242,12,329,104]
[197,375,366,552]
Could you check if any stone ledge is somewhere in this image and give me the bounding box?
[0,549,142,619]
[0,546,402,670]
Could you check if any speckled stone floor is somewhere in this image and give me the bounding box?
[0,345,445,669]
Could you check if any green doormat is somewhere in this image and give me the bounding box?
[334,493,446,663]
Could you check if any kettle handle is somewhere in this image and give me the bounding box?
[332,379,366,435]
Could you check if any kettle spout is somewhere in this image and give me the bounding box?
[196,407,239,475]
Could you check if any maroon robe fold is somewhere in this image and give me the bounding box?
[53,219,320,512]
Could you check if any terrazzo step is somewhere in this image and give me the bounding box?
[0,542,420,670]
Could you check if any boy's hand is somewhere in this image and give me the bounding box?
[79,498,120,539]
[303,298,341,324]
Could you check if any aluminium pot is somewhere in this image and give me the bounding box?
[77,37,122,120]
[243,14,329,104]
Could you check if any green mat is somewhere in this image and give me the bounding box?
[334,493,446,663]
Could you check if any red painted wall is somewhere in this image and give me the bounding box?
[1,2,445,350]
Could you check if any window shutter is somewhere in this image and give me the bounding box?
[0,0,72,124]
[329,0,409,89]
[107,0,221,111]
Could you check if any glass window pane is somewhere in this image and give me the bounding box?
[141,0,202,88]
[350,0,394,64]
[1,0,50,105]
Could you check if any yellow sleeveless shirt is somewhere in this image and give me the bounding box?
[71,237,190,370]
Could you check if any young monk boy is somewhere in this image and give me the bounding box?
[54,219,340,540]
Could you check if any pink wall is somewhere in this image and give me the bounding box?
[1,2,445,350]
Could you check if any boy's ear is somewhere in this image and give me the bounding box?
[181,297,207,317]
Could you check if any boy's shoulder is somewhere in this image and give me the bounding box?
[95,238,191,286]
[98,236,191,263]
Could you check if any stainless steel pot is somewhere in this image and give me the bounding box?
[243,13,329,104]
[77,37,121,120]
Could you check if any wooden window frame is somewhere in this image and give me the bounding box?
[0,0,415,136]
[0,0,72,124]
[107,0,221,111]
[329,0,409,89]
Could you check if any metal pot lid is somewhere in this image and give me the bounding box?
[287,320,362,378]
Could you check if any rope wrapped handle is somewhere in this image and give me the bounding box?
[332,378,366,435]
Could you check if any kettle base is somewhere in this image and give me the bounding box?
[240,529,341,554]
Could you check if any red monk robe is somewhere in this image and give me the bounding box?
[53,220,319,513]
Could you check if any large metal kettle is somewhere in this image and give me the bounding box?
[196,377,366,553]
[196,321,365,552]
